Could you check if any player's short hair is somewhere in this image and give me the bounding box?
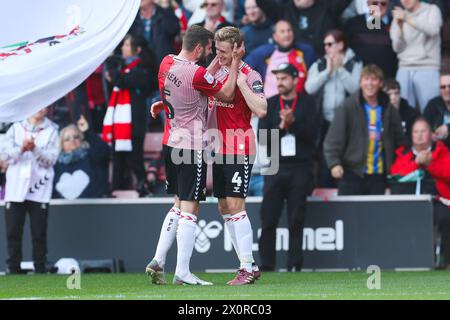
[384,78,401,91]
[214,26,243,47]
[183,25,214,52]
[361,64,384,82]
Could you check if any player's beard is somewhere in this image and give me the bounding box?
[197,47,208,65]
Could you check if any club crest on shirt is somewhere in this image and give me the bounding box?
[252,81,264,94]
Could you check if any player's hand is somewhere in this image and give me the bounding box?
[331,165,344,179]
[151,101,165,119]
[77,115,89,133]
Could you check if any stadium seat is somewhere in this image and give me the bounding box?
[144,132,164,160]
[311,188,338,201]
[112,190,139,199]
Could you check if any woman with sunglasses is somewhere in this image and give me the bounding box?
[305,29,363,187]
[53,116,110,200]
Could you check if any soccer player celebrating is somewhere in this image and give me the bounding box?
[208,27,267,285]
[145,25,241,286]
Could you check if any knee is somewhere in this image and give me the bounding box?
[218,201,228,215]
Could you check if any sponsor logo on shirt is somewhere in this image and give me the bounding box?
[210,97,234,108]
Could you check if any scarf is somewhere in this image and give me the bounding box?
[288,49,307,93]
[102,58,141,151]
[58,147,88,164]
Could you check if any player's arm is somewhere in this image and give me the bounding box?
[213,43,243,103]
[237,70,267,118]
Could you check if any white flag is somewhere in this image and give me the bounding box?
[0,0,140,122]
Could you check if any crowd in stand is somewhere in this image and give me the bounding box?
[0,0,448,199]
[0,0,447,198]
[1,0,450,271]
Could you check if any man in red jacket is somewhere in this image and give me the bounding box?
[391,118,450,269]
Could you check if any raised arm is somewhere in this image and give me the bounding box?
[237,70,267,118]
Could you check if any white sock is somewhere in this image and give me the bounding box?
[175,212,198,277]
[223,214,240,261]
[153,207,180,268]
[225,211,254,272]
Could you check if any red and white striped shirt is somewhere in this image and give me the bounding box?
[159,55,222,150]
[208,62,265,155]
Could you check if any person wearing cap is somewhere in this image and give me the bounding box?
[324,64,407,195]
[258,62,319,272]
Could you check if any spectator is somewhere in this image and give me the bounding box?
[344,0,399,78]
[128,0,181,63]
[423,72,450,147]
[392,0,449,19]
[53,116,110,200]
[384,78,420,141]
[145,156,167,195]
[245,20,316,99]
[390,118,450,269]
[103,34,153,197]
[156,0,189,53]
[241,0,274,54]
[258,63,319,271]
[324,64,407,195]
[390,0,443,112]
[305,29,362,187]
[255,0,351,54]
[85,65,107,133]
[67,66,107,134]
[195,0,234,32]
[2,108,59,274]
[185,0,236,25]
[341,0,370,22]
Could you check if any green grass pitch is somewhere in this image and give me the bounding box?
[1,271,450,300]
